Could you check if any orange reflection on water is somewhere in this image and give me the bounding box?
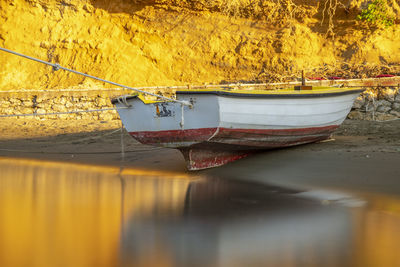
[1,157,400,267]
[0,158,191,267]
[352,195,400,267]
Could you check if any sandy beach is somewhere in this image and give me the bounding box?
[1,118,399,195]
[0,117,187,171]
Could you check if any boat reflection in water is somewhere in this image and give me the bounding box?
[1,157,400,267]
[121,179,353,267]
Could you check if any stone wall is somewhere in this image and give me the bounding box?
[0,89,130,120]
[349,86,400,121]
[1,87,400,121]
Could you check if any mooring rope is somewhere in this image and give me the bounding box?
[0,47,192,107]
[0,147,162,154]
[1,47,400,94]
[120,121,125,162]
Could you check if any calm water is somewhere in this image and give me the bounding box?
[1,157,400,267]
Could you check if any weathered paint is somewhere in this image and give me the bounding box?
[130,128,217,146]
[179,147,253,170]
[129,125,338,170]
[129,125,337,147]
[115,88,362,170]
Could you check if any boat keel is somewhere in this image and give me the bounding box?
[179,147,254,171]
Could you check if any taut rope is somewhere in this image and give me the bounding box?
[0,47,192,107]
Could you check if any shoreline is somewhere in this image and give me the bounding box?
[1,118,399,171]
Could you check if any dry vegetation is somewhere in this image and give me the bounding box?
[0,0,399,89]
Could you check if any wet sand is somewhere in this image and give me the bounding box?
[0,117,187,171]
[205,119,400,196]
[1,118,399,195]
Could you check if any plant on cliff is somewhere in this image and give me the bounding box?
[357,0,395,27]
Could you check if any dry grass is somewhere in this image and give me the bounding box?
[182,0,304,25]
[256,62,400,83]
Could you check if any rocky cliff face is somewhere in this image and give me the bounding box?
[0,0,399,90]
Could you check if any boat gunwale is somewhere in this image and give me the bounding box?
[175,88,365,98]
[111,88,364,104]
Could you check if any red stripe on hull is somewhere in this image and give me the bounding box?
[129,125,338,148]
[212,126,338,148]
[128,125,338,170]
[130,128,217,144]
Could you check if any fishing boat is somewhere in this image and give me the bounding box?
[112,86,364,170]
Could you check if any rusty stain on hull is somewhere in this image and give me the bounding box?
[129,125,338,170]
[179,147,253,170]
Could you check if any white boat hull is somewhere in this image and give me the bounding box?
[114,89,362,170]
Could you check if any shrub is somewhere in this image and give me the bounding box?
[357,0,395,27]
